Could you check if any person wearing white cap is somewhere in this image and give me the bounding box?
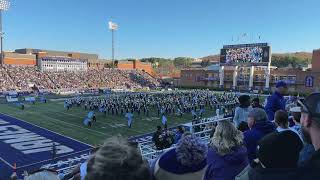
[289,106,315,167]
[290,106,302,137]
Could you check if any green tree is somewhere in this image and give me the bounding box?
[271,55,309,68]
[173,57,194,68]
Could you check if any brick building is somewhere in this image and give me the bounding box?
[180,48,320,94]
[180,67,320,94]
[1,49,155,75]
[117,60,154,76]
[312,49,320,71]
[2,52,36,65]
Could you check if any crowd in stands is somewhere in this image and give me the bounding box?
[226,47,263,63]
[0,65,160,92]
[0,66,15,91]
[8,82,320,180]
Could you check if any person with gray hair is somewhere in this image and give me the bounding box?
[24,169,60,180]
[84,136,150,180]
[204,120,248,180]
[152,133,208,180]
[243,108,276,163]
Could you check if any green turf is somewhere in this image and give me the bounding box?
[0,99,215,146]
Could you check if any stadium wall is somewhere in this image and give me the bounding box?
[117,60,154,75]
[3,52,36,65]
[312,49,320,72]
[15,48,98,60]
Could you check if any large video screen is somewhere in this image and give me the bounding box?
[220,43,270,66]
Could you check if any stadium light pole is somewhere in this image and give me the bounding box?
[0,0,10,65]
[108,21,118,68]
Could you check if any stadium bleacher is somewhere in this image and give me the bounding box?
[0,65,160,92]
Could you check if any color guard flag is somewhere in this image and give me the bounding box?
[87,111,94,119]
[83,118,91,126]
[125,112,133,128]
[162,115,167,125]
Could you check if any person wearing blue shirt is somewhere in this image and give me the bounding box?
[233,95,252,131]
[265,81,288,121]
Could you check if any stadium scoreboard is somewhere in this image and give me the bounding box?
[220,43,271,66]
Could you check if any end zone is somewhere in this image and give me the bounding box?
[0,113,93,179]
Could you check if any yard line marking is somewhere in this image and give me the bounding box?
[16,148,92,169]
[0,156,14,169]
[58,111,146,134]
[0,112,95,147]
[43,116,110,137]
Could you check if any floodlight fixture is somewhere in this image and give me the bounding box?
[0,0,10,65]
[108,21,118,31]
[108,21,119,67]
[0,0,10,11]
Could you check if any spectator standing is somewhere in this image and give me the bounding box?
[265,81,287,121]
[243,108,275,163]
[290,106,302,136]
[288,107,316,166]
[233,95,252,131]
[251,98,264,109]
[236,131,303,180]
[297,93,320,179]
[152,134,208,180]
[153,126,163,150]
[274,110,301,139]
[174,126,185,144]
[204,120,248,180]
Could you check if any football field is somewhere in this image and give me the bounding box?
[0,99,214,146]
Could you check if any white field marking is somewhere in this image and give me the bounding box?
[43,116,110,137]
[0,112,94,147]
[16,148,92,169]
[41,109,146,134]
[0,156,14,169]
[0,112,109,139]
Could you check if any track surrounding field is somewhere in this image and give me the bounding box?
[0,99,215,146]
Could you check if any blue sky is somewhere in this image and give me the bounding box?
[3,0,320,59]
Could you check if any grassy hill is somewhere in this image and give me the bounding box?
[272,52,312,63]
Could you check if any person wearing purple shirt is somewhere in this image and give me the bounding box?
[265,81,288,121]
[204,120,248,180]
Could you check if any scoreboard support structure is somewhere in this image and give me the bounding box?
[219,66,224,88]
[264,46,272,90]
[249,66,254,90]
[232,66,238,90]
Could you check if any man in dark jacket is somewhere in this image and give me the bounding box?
[153,126,163,150]
[297,93,320,179]
[236,130,303,180]
[244,108,276,163]
[265,81,287,121]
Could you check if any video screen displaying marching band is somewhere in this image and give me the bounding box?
[220,43,270,65]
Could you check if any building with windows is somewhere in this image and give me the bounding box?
[38,56,87,72]
[180,46,320,94]
[180,67,320,93]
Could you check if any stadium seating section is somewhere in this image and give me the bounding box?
[0,65,160,92]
